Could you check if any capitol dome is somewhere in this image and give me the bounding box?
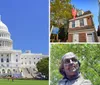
[0,20,8,32]
[0,19,13,50]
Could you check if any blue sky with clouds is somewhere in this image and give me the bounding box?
[71,0,99,30]
[0,0,49,55]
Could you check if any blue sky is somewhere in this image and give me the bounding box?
[0,0,49,55]
[71,0,98,30]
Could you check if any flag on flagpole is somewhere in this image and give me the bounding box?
[72,7,77,20]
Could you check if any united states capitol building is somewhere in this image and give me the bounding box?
[0,19,48,78]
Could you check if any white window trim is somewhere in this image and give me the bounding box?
[70,18,87,28]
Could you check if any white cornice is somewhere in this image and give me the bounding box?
[0,50,22,53]
[69,14,93,21]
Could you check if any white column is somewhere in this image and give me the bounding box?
[4,41,5,46]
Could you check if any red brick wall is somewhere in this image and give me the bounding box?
[79,33,86,42]
[87,16,93,26]
[68,33,87,42]
[68,34,73,42]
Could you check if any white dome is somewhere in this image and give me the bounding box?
[0,20,13,50]
[0,20,8,31]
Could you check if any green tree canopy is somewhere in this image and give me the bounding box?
[50,44,100,85]
[50,0,73,28]
[37,57,49,80]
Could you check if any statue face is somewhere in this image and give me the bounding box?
[63,58,79,76]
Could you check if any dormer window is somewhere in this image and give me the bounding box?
[77,10,84,16]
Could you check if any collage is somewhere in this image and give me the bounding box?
[0,0,100,85]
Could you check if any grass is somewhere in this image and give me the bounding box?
[0,79,48,85]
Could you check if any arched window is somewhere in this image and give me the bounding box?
[2,69,5,73]
[7,69,11,74]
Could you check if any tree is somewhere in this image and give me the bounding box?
[50,0,73,41]
[37,57,49,80]
[50,0,73,28]
[50,44,100,85]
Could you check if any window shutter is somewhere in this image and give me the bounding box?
[77,20,80,27]
[69,22,72,28]
[84,18,87,26]
[75,20,77,27]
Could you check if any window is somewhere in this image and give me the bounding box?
[7,54,9,57]
[1,58,3,62]
[16,59,18,62]
[72,21,75,28]
[1,64,4,67]
[2,69,5,73]
[7,58,9,62]
[7,64,9,67]
[16,55,18,56]
[80,19,84,26]
[78,11,83,16]
[13,69,15,72]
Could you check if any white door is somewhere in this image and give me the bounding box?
[73,33,79,42]
[87,33,94,42]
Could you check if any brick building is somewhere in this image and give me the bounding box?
[68,10,98,42]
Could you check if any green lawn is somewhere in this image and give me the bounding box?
[0,79,48,85]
